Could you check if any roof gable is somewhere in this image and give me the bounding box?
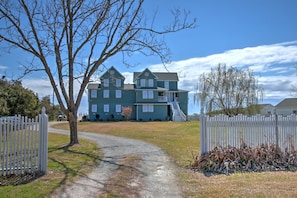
[133,68,158,81]
[133,68,178,81]
[100,66,125,79]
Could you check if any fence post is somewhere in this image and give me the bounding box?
[38,107,48,173]
[200,109,207,154]
[274,108,279,148]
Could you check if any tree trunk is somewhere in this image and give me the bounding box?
[68,112,79,145]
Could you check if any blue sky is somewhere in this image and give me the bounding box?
[1,0,297,115]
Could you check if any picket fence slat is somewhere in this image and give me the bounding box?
[0,108,48,176]
[200,114,297,154]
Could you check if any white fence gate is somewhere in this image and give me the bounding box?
[0,107,48,176]
[200,113,297,154]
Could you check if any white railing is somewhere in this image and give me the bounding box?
[200,113,297,154]
[0,107,48,176]
[170,102,187,122]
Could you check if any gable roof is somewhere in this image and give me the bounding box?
[133,69,178,81]
[276,98,297,108]
[87,83,100,89]
[100,66,125,79]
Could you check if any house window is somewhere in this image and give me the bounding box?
[103,79,109,87]
[91,90,97,98]
[148,79,154,87]
[104,104,109,112]
[116,104,121,113]
[142,90,153,99]
[103,90,109,98]
[164,81,169,89]
[115,90,122,98]
[143,104,154,112]
[91,104,97,113]
[116,79,121,87]
[140,79,146,87]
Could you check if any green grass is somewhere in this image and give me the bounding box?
[0,133,102,198]
[55,121,297,198]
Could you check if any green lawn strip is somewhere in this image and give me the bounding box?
[0,133,102,198]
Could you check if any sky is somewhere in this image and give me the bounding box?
[0,0,297,115]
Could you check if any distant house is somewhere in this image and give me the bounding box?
[275,98,297,115]
[258,104,275,115]
[87,66,188,122]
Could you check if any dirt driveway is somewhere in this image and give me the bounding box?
[48,123,182,198]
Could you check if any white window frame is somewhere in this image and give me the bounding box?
[164,81,169,89]
[148,79,154,87]
[91,104,97,112]
[116,104,121,113]
[142,90,153,99]
[103,79,109,87]
[103,90,109,98]
[148,90,153,98]
[104,104,109,112]
[116,79,121,87]
[140,79,146,87]
[143,104,154,112]
[115,90,122,98]
[91,90,97,98]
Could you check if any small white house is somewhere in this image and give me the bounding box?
[259,104,275,115]
[275,98,297,115]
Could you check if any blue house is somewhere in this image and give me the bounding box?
[87,66,188,121]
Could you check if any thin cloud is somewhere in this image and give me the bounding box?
[0,65,8,70]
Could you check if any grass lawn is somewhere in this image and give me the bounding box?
[54,121,297,198]
[0,133,102,198]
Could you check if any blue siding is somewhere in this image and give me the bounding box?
[88,67,188,122]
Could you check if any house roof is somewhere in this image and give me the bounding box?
[100,66,125,79]
[87,83,100,89]
[258,104,274,108]
[133,71,178,81]
[276,98,297,108]
[123,84,135,90]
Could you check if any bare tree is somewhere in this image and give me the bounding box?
[195,64,263,116]
[0,0,195,145]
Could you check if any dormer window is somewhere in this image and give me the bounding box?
[140,79,145,87]
[148,79,153,87]
[116,78,121,87]
[103,79,109,87]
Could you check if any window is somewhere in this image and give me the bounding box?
[103,79,109,87]
[116,104,121,113]
[103,90,109,98]
[143,105,154,112]
[164,81,169,89]
[91,104,97,112]
[140,79,146,87]
[148,79,154,87]
[116,79,121,87]
[91,90,97,98]
[104,104,109,112]
[115,90,122,98]
[142,90,153,99]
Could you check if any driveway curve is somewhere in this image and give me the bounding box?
[48,123,182,198]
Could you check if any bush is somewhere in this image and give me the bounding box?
[192,143,297,175]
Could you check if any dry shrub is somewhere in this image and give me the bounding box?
[193,143,297,175]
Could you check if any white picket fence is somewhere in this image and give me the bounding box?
[0,107,48,176]
[200,113,297,154]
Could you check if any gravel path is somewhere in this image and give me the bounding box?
[48,123,182,198]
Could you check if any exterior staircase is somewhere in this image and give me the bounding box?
[170,102,187,122]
